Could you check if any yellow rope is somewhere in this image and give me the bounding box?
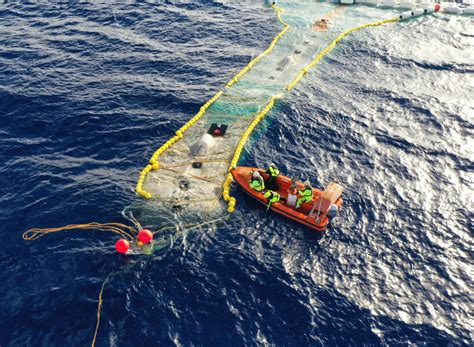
[136,3,289,200]
[159,158,230,169]
[286,17,400,90]
[226,4,289,88]
[222,96,276,212]
[91,272,114,347]
[22,222,137,242]
[159,167,221,184]
[135,90,223,199]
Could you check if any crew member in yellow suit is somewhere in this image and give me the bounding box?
[296,180,313,209]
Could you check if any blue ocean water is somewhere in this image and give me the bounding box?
[1,1,473,346]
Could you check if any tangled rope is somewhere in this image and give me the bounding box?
[22,222,137,242]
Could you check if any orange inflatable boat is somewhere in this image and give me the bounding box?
[231,167,343,232]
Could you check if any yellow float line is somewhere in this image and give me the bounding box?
[136,4,289,199]
[286,17,400,91]
[226,5,289,88]
[135,90,222,199]
[223,17,401,212]
[222,96,276,213]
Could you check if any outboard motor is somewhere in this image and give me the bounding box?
[327,204,338,219]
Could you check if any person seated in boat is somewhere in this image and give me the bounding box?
[265,163,279,189]
[264,190,281,210]
[249,171,265,192]
[296,180,313,209]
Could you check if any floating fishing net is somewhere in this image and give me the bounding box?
[131,1,414,225]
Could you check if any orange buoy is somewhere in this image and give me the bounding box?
[138,229,153,244]
[115,239,130,254]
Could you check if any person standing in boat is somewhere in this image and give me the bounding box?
[296,181,313,209]
[265,163,279,189]
[249,171,265,192]
[264,190,280,210]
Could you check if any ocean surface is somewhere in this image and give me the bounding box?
[1,1,473,346]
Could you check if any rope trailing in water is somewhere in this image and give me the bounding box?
[23,222,136,346]
[91,271,115,347]
[159,158,230,169]
[23,215,228,346]
[89,215,227,346]
[286,17,400,91]
[22,222,137,241]
[135,3,289,200]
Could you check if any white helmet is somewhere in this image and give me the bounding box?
[253,171,262,179]
[304,180,311,187]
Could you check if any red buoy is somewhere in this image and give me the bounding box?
[434,4,441,12]
[115,239,130,254]
[138,229,153,244]
[213,128,221,136]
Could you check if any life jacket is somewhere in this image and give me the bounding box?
[267,166,279,177]
[298,187,312,200]
[264,190,280,203]
[250,177,265,192]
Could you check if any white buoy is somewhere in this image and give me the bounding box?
[399,10,413,19]
[355,0,380,5]
[399,3,441,18]
[411,8,424,16]
[421,4,437,14]
[463,8,474,15]
[190,133,216,156]
[444,6,462,14]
